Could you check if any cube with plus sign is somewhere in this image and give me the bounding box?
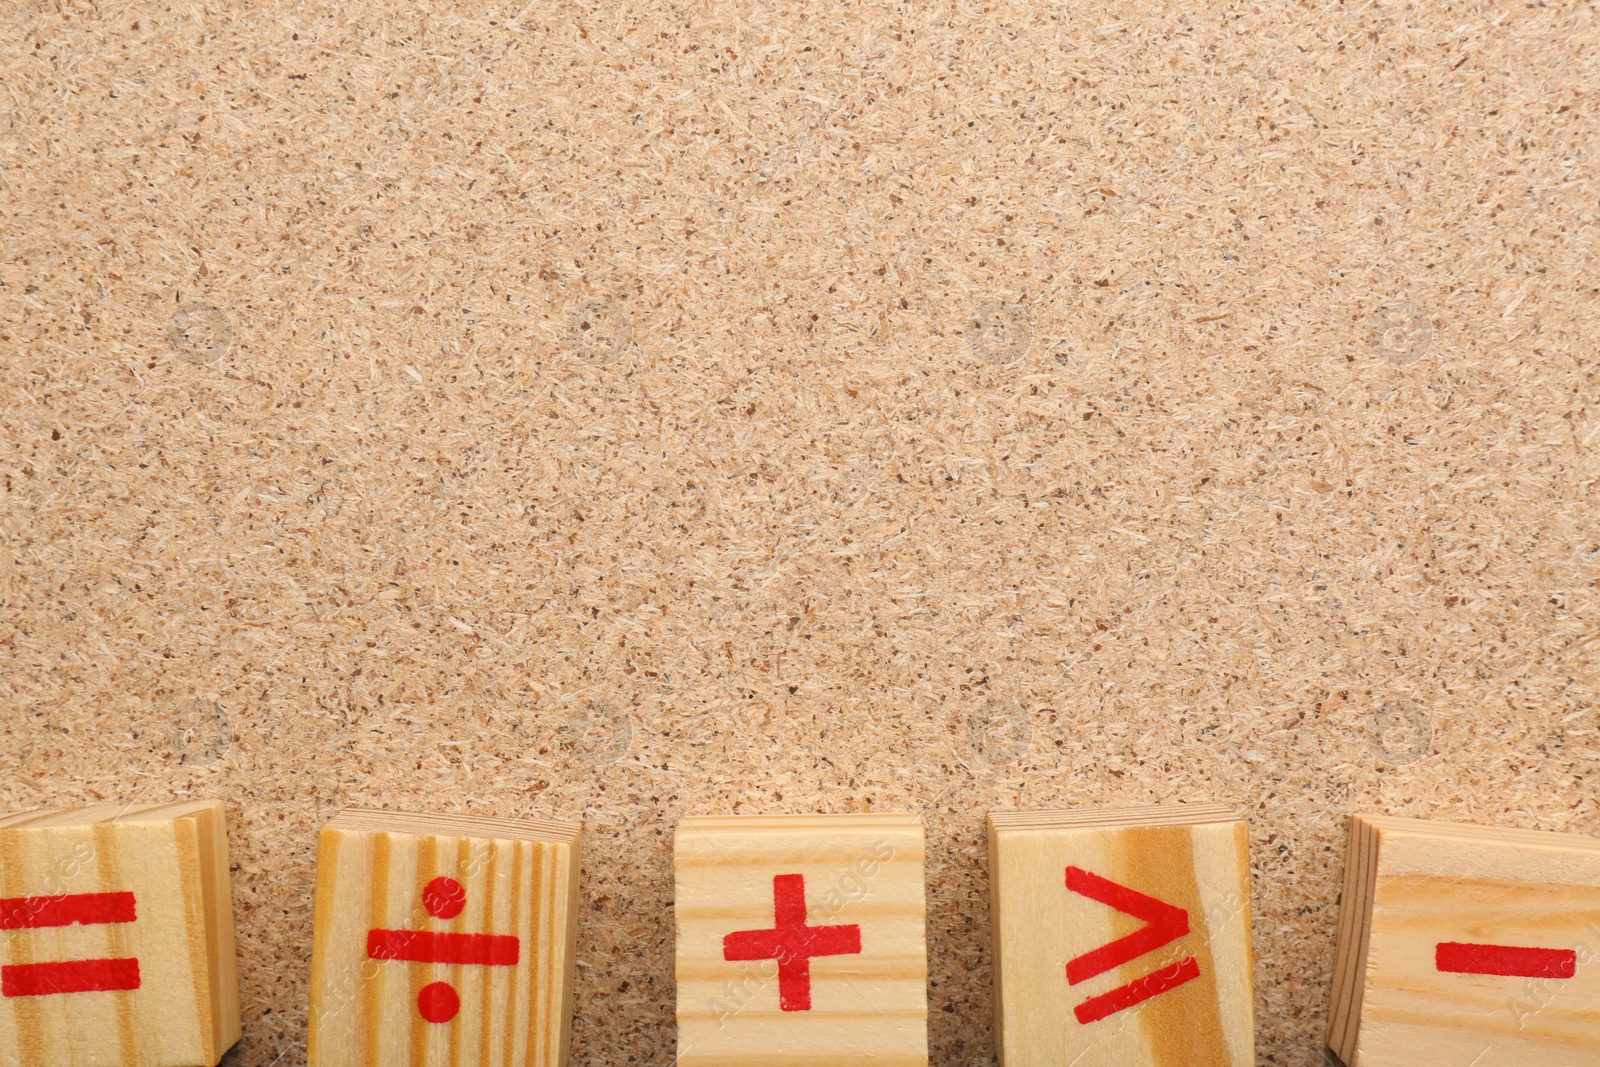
[674,813,928,1066]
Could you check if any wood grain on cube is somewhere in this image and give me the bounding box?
[988,804,1254,1067]
[1327,813,1600,1067]
[0,799,240,1067]
[674,813,929,1067]
[307,808,581,1067]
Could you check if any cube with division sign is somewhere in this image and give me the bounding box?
[988,804,1255,1067]
[1327,813,1600,1067]
[307,808,581,1067]
[0,799,240,1067]
[674,813,929,1067]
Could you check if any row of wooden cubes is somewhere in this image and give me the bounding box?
[2,799,1597,1065]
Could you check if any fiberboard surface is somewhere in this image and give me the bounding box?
[2,0,1599,1062]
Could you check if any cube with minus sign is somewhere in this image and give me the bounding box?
[0,799,241,1067]
[1327,813,1600,1066]
[307,808,582,1066]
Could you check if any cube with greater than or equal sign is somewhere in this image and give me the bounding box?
[674,813,929,1067]
[307,809,582,1067]
[1327,813,1600,1067]
[988,804,1255,1067]
[0,799,241,1067]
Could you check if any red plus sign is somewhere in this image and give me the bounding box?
[722,873,863,1012]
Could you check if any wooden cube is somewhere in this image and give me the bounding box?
[307,808,582,1067]
[987,804,1254,1066]
[1327,813,1600,1066]
[674,813,928,1066]
[0,799,240,1067]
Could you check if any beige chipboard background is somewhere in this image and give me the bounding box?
[2,1,1597,1063]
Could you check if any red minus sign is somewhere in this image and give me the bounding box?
[1436,941,1577,979]
[367,929,520,967]
[3,958,141,997]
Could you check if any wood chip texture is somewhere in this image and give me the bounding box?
[1,1,1597,1064]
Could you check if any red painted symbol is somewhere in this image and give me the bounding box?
[1437,941,1578,979]
[1065,867,1199,1024]
[366,877,520,1024]
[723,874,863,1012]
[0,891,141,998]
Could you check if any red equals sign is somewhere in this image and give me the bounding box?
[1,891,142,997]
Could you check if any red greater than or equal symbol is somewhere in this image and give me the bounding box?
[1064,869,1190,983]
[1436,942,1578,979]
[723,874,863,1012]
[0,891,141,997]
[1065,867,1200,1025]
